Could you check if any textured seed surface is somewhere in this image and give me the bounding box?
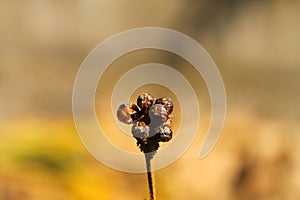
[155,97,173,114]
[117,103,138,124]
[117,93,174,154]
[132,121,150,139]
[137,93,154,110]
[149,104,168,122]
[157,125,172,142]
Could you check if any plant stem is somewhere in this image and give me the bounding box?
[145,153,154,200]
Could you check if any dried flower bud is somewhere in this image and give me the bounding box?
[117,103,139,124]
[155,97,173,114]
[132,121,150,139]
[156,124,172,142]
[137,93,154,110]
[149,104,168,123]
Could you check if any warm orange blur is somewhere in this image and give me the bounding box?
[1,1,300,199]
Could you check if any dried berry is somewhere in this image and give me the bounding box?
[117,103,139,124]
[155,97,173,114]
[156,124,172,142]
[132,121,150,139]
[149,104,168,123]
[137,93,154,111]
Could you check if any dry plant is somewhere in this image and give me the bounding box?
[117,93,173,200]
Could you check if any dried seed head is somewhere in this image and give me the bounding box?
[155,97,173,114]
[156,124,172,142]
[131,121,150,139]
[117,93,173,157]
[137,93,154,110]
[149,104,168,123]
[117,103,139,124]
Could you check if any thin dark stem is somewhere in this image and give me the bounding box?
[145,153,154,200]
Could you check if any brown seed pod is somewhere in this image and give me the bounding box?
[149,104,168,123]
[155,124,172,142]
[117,103,139,124]
[131,121,150,139]
[155,97,173,114]
[137,93,154,111]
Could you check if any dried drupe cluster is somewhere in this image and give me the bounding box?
[117,93,173,158]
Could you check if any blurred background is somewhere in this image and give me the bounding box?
[1,0,300,199]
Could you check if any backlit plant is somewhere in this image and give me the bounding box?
[117,93,174,200]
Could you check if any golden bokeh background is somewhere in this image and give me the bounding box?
[1,1,300,199]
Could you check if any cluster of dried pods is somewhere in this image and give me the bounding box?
[117,93,173,158]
